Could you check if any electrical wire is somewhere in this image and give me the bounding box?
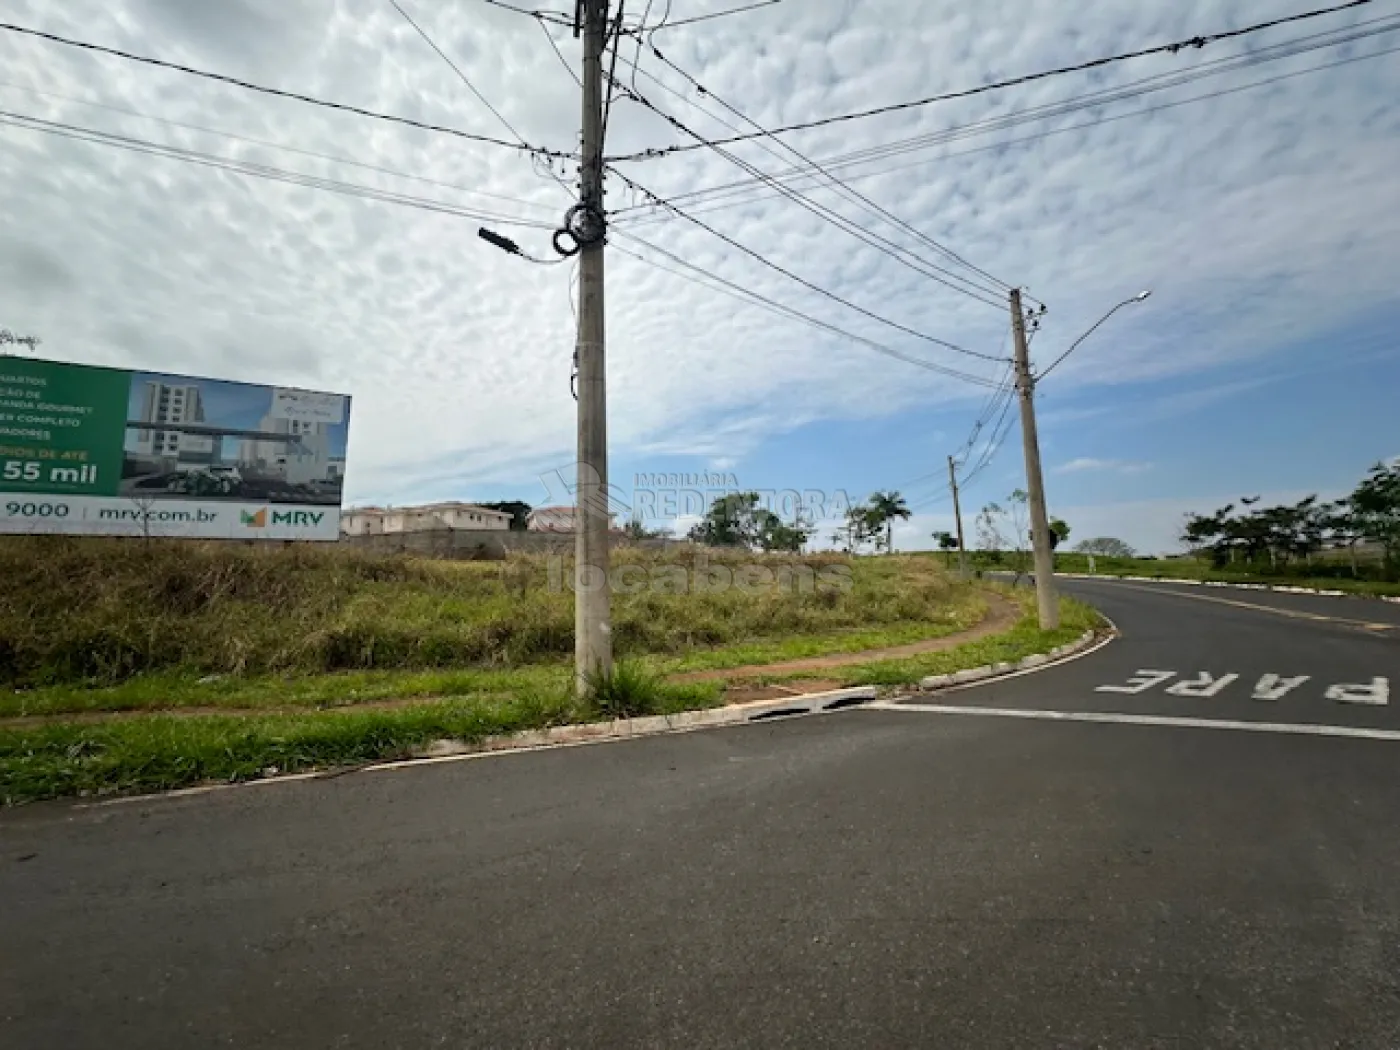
[536,16,583,87]
[0,79,561,213]
[641,44,1021,302]
[613,18,1400,220]
[605,0,1376,159]
[648,0,782,32]
[0,21,574,159]
[610,166,1008,363]
[390,0,576,203]
[480,0,577,28]
[0,108,558,228]
[612,230,1003,387]
[610,79,1017,318]
[608,51,1013,308]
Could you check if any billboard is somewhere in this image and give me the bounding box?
[0,356,350,540]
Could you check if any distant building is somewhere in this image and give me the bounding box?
[527,505,622,533]
[132,381,215,463]
[341,502,513,536]
[527,505,577,533]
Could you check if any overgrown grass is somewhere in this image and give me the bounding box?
[0,539,976,688]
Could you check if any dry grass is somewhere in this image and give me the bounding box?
[0,539,979,688]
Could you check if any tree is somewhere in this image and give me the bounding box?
[687,492,810,552]
[845,503,877,553]
[480,500,532,532]
[932,530,958,568]
[622,518,669,541]
[1048,517,1071,551]
[1350,461,1400,577]
[1074,537,1136,558]
[867,490,911,554]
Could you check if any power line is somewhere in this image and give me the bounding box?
[609,76,1016,317]
[648,0,782,32]
[606,0,1377,160]
[0,108,558,229]
[642,43,1021,301]
[535,16,583,87]
[0,20,574,159]
[390,0,533,147]
[611,166,1008,364]
[608,50,1013,307]
[612,230,1003,387]
[479,1,577,28]
[0,80,559,213]
[613,16,1400,219]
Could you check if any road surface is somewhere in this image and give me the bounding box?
[3,578,1400,1048]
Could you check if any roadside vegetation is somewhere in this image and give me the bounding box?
[0,541,1095,804]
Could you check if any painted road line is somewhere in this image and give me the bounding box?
[867,702,1400,743]
[1077,579,1397,632]
[1094,671,1388,705]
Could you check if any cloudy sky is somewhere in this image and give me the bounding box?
[1,0,1397,552]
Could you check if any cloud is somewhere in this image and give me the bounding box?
[0,0,1395,509]
[1054,457,1151,475]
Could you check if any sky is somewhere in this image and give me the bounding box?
[0,0,1396,553]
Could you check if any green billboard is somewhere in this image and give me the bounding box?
[0,356,351,541]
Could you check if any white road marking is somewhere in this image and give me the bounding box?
[1252,674,1310,701]
[1165,672,1239,698]
[1096,669,1175,694]
[1326,677,1390,706]
[868,703,1400,742]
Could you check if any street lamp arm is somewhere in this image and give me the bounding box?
[1035,291,1150,382]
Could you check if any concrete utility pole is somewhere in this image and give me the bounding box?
[575,0,612,691]
[1010,288,1059,630]
[947,454,968,579]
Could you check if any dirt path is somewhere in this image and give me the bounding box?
[669,592,1019,683]
[2,594,1021,726]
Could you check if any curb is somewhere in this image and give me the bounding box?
[86,687,882,807]
[398,686,882,765]
[915,627,1103,693]
[1060,573,1400,605]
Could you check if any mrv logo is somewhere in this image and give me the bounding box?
[242,508,325,528]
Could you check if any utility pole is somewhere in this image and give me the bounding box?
[1010,288,1059,629]
[947,455,968,579]
[574,0,611,691]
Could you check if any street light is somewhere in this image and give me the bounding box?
[1036,290,1152,382]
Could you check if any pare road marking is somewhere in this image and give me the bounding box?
[1095,671,1389,706]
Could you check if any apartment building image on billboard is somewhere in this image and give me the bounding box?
[121,372,350,505]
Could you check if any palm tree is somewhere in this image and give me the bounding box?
[868,491,911,554]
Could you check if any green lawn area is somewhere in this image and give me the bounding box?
[1045,552,1400,598]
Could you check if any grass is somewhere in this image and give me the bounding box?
[0,539,976,687]
[705,592,1103,688]
[1045,552,1400,599]
[0,676,726,805]
[0,541,1086,804]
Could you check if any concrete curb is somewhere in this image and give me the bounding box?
[916,628,1101,693]
[1060,572,1400,604]
[392,687,883,764]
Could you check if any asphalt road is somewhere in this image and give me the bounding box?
[4,579,1400,1048]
